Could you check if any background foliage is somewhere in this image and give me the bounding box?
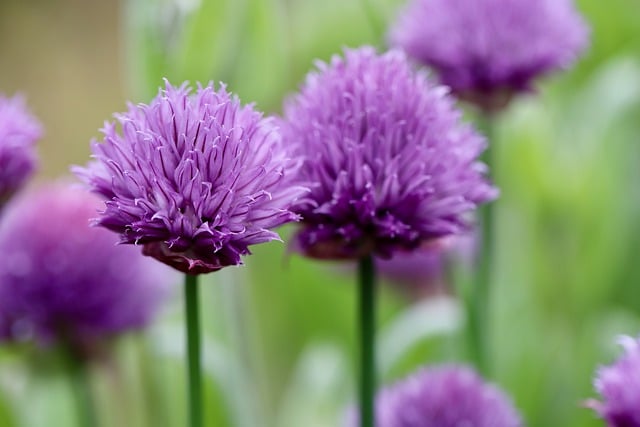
[1,0,640,426]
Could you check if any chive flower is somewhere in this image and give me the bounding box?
[282,47,496,260]
[588,335,640,427]
[0,183,175,356]
[0,94,41,207]
[348,364,523,427]
[389,0,589,111]
[74,81,306,274]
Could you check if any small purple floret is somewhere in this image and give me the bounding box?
[348,365,523,427]
[588,336,640,427]
[389,0,589,111]
[0,94,41,207]
[282,47,496,260]
[75,81,306,274]
[0,184,175,357]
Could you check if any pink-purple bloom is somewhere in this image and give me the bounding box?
[389,0,589,111]
[282,47,496,260]
[348,365,522,427]
[75,81,306,274]
[588,335,640,427]
[0,183,175,356]
[0,94,41,207]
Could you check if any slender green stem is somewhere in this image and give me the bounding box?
[185,274,203,427]
[468,113,496,375]
[358,255,376,427]
[67,352,98,427]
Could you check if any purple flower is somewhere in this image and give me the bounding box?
[348,365,523,427]
[74,81,306,274]
[0,183,175,357]
[0,94,41,207]
[588,336,640,427]
[389,0,589,111]
[282,47,496,260]
[376,234,475,299]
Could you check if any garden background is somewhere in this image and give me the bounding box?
[0,0,639,426]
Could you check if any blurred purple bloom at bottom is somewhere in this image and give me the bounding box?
[588,335,640,427]
[0,183,176,358]
[348,365,522,427]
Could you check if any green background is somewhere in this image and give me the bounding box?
[1,0,640,426]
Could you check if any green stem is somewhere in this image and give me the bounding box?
[185,274,203,427]
[468,113,496,375]
[68,353,98,427]
[358,255,376,427]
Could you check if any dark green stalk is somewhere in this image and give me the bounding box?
[67,352,98,427]
[468,113,496,375]
[358,255,376,427]
[185,274,203,427]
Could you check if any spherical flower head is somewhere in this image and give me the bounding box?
[348,364,522,427]
[282,47,497,260]
[389,0,589,111]
[588,336,640,427]
[74,80,306,274]
[0,183,176,356]
[0,94,41,207]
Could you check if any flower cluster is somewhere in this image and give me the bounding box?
[348,364,522,427]
[589,335,640,427]
[75,81,306,274]
[282,47,496,260]
[389,0,589,111]
[0,94,41,207]
[0,184,175,356]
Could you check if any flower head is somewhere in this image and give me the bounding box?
[348,364,522,427]
[0,94,41,207]
[75,81,305,274]
[282,47,496,260]
[389,0,589,111]
[0,183,175,356]
[588,335,640,427]
[376,234,475,299]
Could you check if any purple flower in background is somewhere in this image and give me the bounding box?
[0,94,41,207]
[0,183,175,357]
[588,335,640,427]
[376,233,475,299]
[389,0,589,111]
[75,81,305,274]
[348,364,522,427]
[282,47,496,260]
[376,244,445,298]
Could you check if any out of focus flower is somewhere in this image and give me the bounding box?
[0,94,41,207]
[588,335,640,427]
[348,364,522,427]
[376,233,476,299]
[389,0,589,111]
[282,47,496,260]
[74,81,306,274]
[0,183,175,357]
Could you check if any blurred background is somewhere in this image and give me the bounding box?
[1,0,640,426]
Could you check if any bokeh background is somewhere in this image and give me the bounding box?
[1,0,640,426]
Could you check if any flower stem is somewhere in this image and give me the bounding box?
[185,274,203,427]
[468,113,496,375]
[358,255,376,427]
[68,353,97,427]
